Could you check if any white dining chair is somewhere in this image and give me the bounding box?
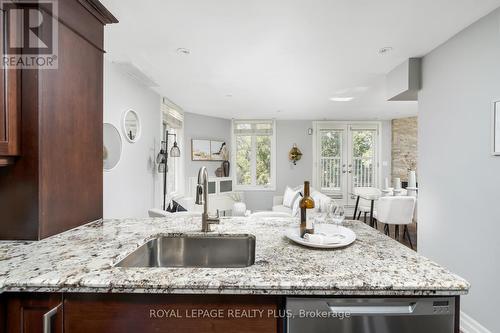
[376,196,416,249]
[352,187,382,223]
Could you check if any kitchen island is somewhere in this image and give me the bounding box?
[0,216,469,332]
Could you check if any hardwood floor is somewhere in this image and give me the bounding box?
[354,217,418,251]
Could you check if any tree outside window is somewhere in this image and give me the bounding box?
[233,120,275,190]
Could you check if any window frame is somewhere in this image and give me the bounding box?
[312,121,382,201]
[162,122,179,198]
[231,119,276,191]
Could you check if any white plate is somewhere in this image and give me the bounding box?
[285,224,356,249]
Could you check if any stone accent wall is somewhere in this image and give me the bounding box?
[392,117,418,182]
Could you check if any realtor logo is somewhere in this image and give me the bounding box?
[1,0,58,69]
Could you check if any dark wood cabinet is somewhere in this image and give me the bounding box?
[3,293,63,333]
[0,0,117,240]
[1,293,282,333]
[64,294,282,333]
[0,7,21,167]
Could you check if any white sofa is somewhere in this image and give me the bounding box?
[272,195,293,214]
[152,192,247,217]
[272,187,333,217]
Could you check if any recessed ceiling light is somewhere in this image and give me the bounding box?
[330,97,354,102]
[225,94,233,98]
[379,47,393,55]
[176,48,190,55]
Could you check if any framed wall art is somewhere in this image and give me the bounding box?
[192,139,227,161]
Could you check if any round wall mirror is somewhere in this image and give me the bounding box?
[122,109,141,143]
[103,123,122,171]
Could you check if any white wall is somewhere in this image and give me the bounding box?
[183,112,231,194]
[419,8,500,332]
[380,121,392,187]
[244,120,392,211]
[245,120,314,210]
[183,114,392,211]
[103,60,162,218]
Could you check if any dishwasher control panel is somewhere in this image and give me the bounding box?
[433,300,451,314]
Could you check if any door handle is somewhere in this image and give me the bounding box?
[328,303,416,315]
[43,304,62,333]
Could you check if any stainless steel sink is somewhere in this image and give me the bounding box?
[116,234,256,268]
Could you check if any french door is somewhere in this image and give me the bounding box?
[313,122,380,206]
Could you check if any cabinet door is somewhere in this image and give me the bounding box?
[5,293,63,333]
[0,7,21,165]
[64,294,282,333]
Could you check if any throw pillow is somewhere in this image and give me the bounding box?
[291,193,303,217]
[283,186,300,208]
[311,191,322,212]
[166,200,187,213]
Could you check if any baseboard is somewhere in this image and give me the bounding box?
[461,311,491,333]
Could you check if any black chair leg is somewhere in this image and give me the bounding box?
[353,196,360,220]
[404,225,414,250]
[395,225,400,241]
[369,200,375,228]
[364,212,367,223]
[357,211,362,220]
[384,224,389,236]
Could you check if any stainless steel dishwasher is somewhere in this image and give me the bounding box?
[286,297,456,333]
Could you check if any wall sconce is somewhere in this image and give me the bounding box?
[289,144,302,165]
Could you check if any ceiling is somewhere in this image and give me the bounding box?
[101,0,500,120]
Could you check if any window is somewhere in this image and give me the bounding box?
[161,98,184,198]
[232,120,276,190]
[164,124,177,195]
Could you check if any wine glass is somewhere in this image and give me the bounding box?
[331,203,345,230]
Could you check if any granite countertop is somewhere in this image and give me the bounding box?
[0,216,469,296]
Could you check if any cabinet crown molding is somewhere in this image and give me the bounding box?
[79,0,118,24]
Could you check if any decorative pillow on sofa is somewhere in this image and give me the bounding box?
[283,186,301,208]
[291,193,303,217]
[166,200,187,213]
[311,190,332,213]
[311,191,322,212]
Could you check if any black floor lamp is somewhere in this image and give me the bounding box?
[156,130,180,210]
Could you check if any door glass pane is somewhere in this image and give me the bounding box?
[236,135,252,185]
[320,130,342,191]
[352,130,376,188]
[256,135,271,186]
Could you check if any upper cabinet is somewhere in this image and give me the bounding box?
[0,8,21,166]
[0,0,117,240]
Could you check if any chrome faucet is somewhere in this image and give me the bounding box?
[195,166,220,232]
